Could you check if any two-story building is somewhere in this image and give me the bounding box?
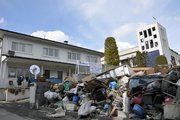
[0,29,103,90]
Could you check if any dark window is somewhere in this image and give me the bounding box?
[152,27,156,31]
[153,34,157,38]
[145,41,149,49]
[142,46,145,50]
[155,42,158,47]
[57,71,63,80]
[44,70,50,79]
[150,40,154,48]
[171,56,176,65]
[148,29,152,36]
[143,30,147,38]
[139,32,142,35]
[140,39,144,42]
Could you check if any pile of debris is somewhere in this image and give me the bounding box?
[31,65,180,119]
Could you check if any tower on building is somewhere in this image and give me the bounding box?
[137,22,171,66]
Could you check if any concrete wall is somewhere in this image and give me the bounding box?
[5,89,29,101]
[0,89,6,101]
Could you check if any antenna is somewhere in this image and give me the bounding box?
[152,16,158,23]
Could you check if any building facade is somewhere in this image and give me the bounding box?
[119,46,139,67]
[119,22,180,67]
[0,29,103,88]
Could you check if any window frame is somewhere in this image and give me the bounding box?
[43,47,59,58]
[86,55,98,63]
[67,52,81,61]
[11,42,33,54]
[145,41,149,49]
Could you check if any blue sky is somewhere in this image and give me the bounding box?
[0,0,180,52]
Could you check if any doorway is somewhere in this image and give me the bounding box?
[57,71,63,80]
[44,70,50,79]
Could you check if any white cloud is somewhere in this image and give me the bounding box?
[80,0,107,19]
[109,22,147,51]
[31,30,69,42]
[98,48,104,52]
[112,22,147,41]
[31,30,85,47]
[64,0,173,52]
[0,17,5,25]
[98,41,135,53]
[117,41,135,51]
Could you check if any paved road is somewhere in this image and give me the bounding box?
[0,108,34,120]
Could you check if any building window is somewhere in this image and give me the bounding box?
[139,31,142,35]
[153,34,157,38]
[145,41,149,49]
[54,49,58,57]
[8,67,31,78]
[142,46,145,50]
[12,42,32,53]
[8,67,16,78]
[148,29,152,36]
[150,40,154,48]
[155,42,158,47]
[140,39,144,43]
[87,56,98,63]
[43,47,59,57]
[143,30,147,38]
[79,66,90,74]
[171,56,176,65]
[68,52,81,60]
[91,56,98,63]
[152,27,156,31]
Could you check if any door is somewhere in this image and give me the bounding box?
[57,71,63,80]
[44,70,50,79]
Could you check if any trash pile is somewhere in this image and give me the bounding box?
[33,65,180,119]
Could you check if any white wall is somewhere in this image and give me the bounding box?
[0,34,102,88]
[119,47,139,61]
[2,35,101,65]
[5,89,29,101]
[137,22,171,65]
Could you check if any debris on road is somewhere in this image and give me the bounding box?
[27,65,180,119]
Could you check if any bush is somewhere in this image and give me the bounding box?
[155,55,168,66]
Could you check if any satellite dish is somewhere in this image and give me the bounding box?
[29,65,40,75]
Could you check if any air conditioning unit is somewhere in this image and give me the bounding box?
[8,50,15,56]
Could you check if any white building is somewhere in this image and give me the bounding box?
[119,46,139,67]
[0,29,103,89]
[119,22,180,67]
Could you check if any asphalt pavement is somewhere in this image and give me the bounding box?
[0,108,34,120]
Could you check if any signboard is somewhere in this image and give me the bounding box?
[76,60,102,74]
[90,63,102,74]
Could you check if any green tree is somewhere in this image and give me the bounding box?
[155,55,168,66]
[135,51,147,67]
[104,37,120,66]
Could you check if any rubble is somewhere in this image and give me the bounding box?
[30,65,180,119]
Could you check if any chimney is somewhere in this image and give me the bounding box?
[64,40,68,44]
